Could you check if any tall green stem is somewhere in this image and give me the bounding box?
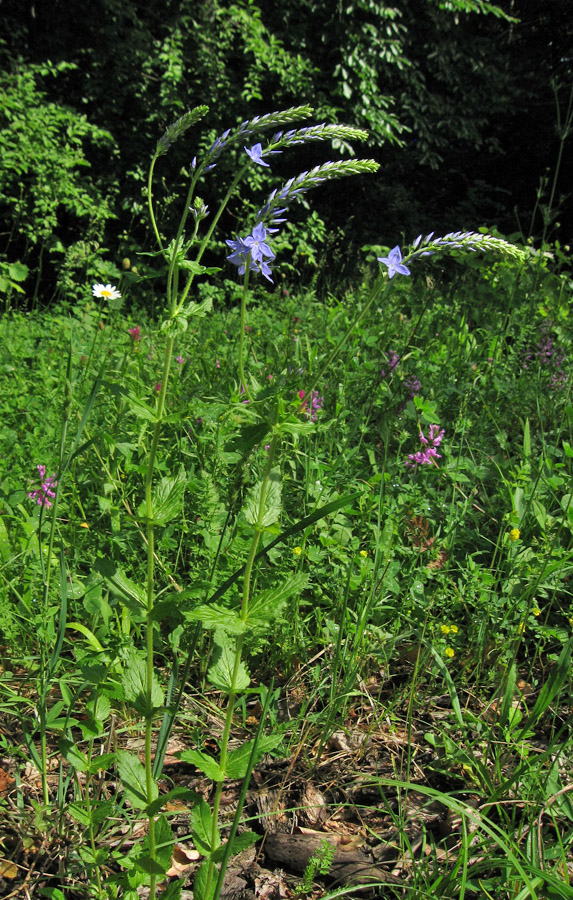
[144,334,176,900]
[203,433,279,900]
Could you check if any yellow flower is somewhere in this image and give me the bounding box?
[79,522,89,529]
[509,528,520,542]
[440,624,451,634]
[293,546,302,556]
[532,607,541,617]
[450,624,459,634]
[359,550,368,558]
[445,647,454,658]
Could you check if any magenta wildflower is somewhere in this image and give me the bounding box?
[155,382,162,392]
[128,326,141,342]
[406,424,445,470]
[28,464,58,508]
[176,355,185,364]
[216,359,221,369]
[298,389,324,422]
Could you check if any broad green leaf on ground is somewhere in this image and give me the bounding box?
[137,468,186,525]
[208,629,250,693]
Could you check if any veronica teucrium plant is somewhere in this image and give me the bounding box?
[101,106,380,900]
[115,101,529,900]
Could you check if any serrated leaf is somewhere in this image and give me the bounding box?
[154,813,174,870]
[247,574,308,629]
[158,879,185,900]
[117,749,158,810]
[127,395,158,422]
[280,418,316,437]
[177,749,224,782]
[145,787,200,817]
[244,469,281,528]
[122,651,164,715]
[211,831,259,863]
[184,603,245,634]
[208,629,250,693]
[94,558,146,610]
[152,469,186,526]
[134,856,166,876]
[181,296,214,317]
[58,738,90,772]
[225,423,271,454]
[225,735,282,780]
[189,799,220,855]
[194,860,216,900]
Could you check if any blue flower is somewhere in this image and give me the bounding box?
[377,246,411,279]
[244,222,274,263]
[226,224,275,282]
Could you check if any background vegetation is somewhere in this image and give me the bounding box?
[1,0,572,305]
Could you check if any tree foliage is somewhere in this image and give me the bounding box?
[0,0,570,303]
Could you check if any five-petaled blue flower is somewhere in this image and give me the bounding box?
[377,246,411,279]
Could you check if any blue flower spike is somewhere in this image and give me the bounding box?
[377,246,411,279]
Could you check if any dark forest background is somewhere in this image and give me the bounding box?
[1,0,571,304]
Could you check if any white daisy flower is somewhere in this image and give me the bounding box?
[92,283,122,300]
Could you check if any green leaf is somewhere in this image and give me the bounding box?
[157,880,184,900]
[94,559,147,610]
[225,735,282,780]
[211,831,259,863]
[246,574,308,630]
[154,813,174,871]
[150,469,186,526]
[189,798,220,855]
[67,799,114,827]
[134,856,166,876]
[177,750,224,782]
[145,787,200,817]
[127,395,158,422]
[117,749,158,810]
[122,651,164,715]
[194,860,216,900]
[58,738,90,772]
[208,629,250,693]
[184,603,245,634]
[244,469,281,528]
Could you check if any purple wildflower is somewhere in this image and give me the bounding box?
[381,350,400,379]
[28,464,58,508]
[403,375,422,399]
[377,246,411,279]
[128,326,141,342]
[176,355,185,365]
[406,424,445,470]
[298,389,324,422]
